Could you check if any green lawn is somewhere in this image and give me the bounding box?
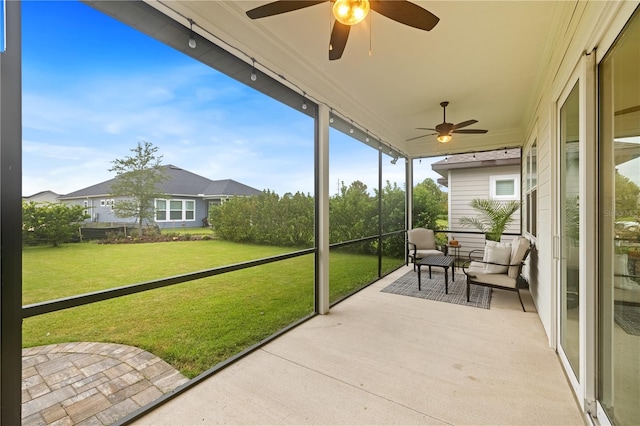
[23,240,403,377]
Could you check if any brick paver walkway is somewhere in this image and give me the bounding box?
[21,342,189,425]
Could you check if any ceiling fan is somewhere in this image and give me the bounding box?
[407,101,489,143]
[245,0,439,60]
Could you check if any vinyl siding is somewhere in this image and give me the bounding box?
[447,165,522,259]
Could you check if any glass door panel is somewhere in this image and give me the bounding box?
[560,82,581,377]
[598,9,640,425]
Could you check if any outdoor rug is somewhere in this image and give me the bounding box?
[381,270,491,309]
[614,302,640,336]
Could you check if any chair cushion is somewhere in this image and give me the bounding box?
[509,237,531,278]
[483,241,511,274]
[468,272,518,289]
[467,262,486,274]
[408,228,436,250]
[413,249,445,259]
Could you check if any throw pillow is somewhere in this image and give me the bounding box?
[484,243,511,274]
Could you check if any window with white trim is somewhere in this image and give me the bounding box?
[524,141,537,237]
[155,199,196,222]
[490,175,520,200]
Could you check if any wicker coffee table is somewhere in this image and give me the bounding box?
[418,255,456,293]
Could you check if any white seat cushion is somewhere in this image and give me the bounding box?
[414,248,445,258]
[508,237,531,278]
[467,272,518,289]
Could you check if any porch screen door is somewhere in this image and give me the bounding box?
[559,81,581,380]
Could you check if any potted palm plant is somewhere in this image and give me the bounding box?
[459,198,521,242]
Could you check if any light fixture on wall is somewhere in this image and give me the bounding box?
[349,121,354,134]
[188,19,196,49]
[302,92,308,110]
[333,0,370,26]
[390,157,398,165]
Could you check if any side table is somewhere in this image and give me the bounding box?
[447,244,461,268]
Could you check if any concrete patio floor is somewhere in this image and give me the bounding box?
[134,266,586,425]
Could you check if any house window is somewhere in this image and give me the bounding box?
[185,201,195,220]
[155,199,196,222]
[525,141,537,237]
[490,175,520,200]
[155,200,167,221]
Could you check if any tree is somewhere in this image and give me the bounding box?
[615,171,640,219]
[459,198,521,242]
[22,202,89,247]
[329,180,377,245]
[109,141,168,236]
[412,178,447,230]
[375,181,406,257]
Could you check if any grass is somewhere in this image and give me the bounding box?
[23,240,403,377]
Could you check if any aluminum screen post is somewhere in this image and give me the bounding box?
[0,0,22,423]
[316,103,330,314]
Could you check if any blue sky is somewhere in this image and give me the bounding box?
[22,1,440,197]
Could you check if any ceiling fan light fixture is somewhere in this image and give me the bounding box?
[437,134,452,144]
[333,0,370,26]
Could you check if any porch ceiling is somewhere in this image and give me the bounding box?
[152,1,568,158]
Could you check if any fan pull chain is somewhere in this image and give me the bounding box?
[368,12,372,56]
[328,4,333,51]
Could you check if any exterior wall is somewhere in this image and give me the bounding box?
[448,165,522,258]
[63,197,123,224]
[532,119,553,341]
[518,10,640,422]
[519,0,637,348]
[63,197,211,229]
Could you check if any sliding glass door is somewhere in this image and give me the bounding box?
[598,9,640,425]
[559,81,581,381]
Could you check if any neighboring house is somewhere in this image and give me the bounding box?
[431,148,522,256]
[58,165,262,229]
[22,190,60,204]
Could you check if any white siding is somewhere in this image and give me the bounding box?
[517,1,637,346]
[448,165,522,259]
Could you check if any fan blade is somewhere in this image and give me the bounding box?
[370,0,439,31]
[329,21,350,60]
[406,133,436,142]
[452,129,488,134]
[452,119,478,130]
[246,1,328,19]
[416,127,438,131]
